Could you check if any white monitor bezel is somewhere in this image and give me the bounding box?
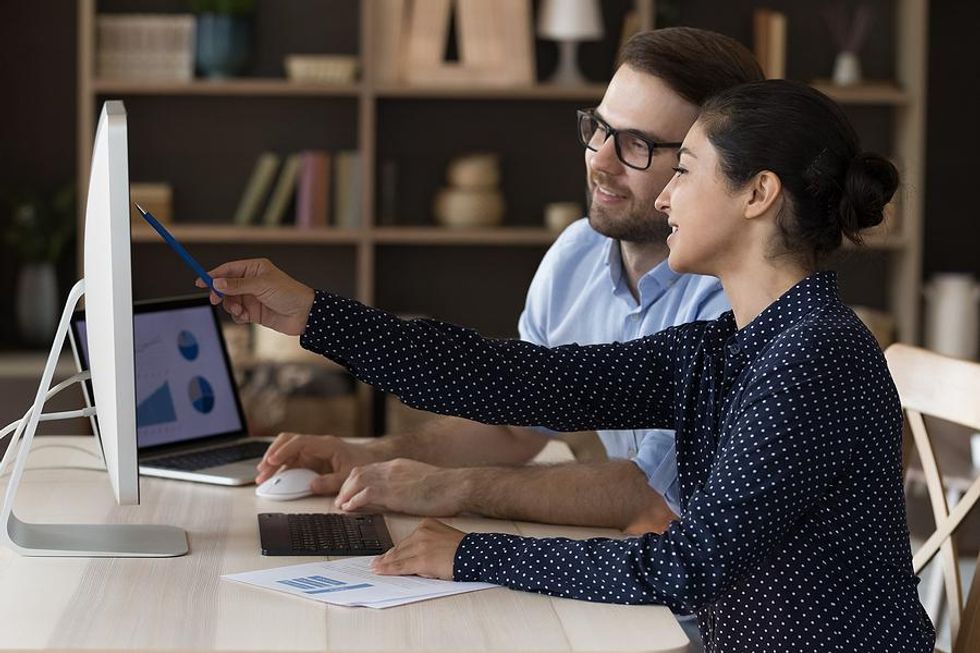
[82,100,138,505]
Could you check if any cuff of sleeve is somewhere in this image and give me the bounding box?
[298,290,370,372]
[299,289,338,351]
[630,443,681,516]
[453,532,524,583]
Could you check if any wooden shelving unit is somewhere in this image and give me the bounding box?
[78,0,929,436]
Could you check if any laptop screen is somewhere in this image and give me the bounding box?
[72,297,247,450]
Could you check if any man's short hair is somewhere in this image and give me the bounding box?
[618,27,765,106]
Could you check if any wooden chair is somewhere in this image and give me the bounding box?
[885,344,980,653]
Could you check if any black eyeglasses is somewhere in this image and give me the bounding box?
[576,109,683,171]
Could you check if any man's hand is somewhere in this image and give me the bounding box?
[256,433,385,494]
[335,459,464,516]
[371,518,465,580]
[197,258,315,336]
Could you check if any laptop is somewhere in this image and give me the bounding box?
[69,295,271,485]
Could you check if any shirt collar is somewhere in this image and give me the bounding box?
[726,271,840,361]
[604,239,681,308]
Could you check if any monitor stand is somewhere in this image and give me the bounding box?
[0,279,188,557]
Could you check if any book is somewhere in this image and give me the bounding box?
[295,150,331,229]
[129,182,172,226]
[372,0,407,84]
[767,11,787,79]
[261,153,302,227]
[404,0,452,84]
[754,9,786,80]
[333,151,362,229]
[233,153,281,225]
[489,0,534,85]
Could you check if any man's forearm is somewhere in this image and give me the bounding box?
[454,459,678,533]
[366,417,548,468]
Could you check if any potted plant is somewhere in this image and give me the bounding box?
[2,184,75,346]
[191,0,256,79]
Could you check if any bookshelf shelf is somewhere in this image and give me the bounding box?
[131,225,363,245]
[372,84,607,101]
[130,225,558,247]
[92,78,362,97]
[810,81,909,105]
[372,227,558,246]
[845,229,908,250]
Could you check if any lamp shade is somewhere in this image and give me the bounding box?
[537,0,604,41]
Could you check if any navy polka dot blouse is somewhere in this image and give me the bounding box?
[300,271,935,652]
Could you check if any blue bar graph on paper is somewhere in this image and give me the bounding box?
[305,584,372,594]
[276,575,372,594]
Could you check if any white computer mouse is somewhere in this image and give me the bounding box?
[255,468,319,501]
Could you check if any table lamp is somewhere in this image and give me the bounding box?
[538,0,604,85]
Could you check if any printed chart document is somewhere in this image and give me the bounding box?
[222,556,497,608]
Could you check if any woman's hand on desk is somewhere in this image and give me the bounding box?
[371,518,466,581]
[197,258,315,336]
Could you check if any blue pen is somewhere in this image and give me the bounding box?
[134,203,223,298]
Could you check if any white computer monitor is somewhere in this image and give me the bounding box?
[82,100,139,505]
[0,101,187,557]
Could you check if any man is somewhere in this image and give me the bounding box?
[256,28,763,535]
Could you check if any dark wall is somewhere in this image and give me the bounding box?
[0,2,78,349]
[923,0,980,276]
[0,1,977,350]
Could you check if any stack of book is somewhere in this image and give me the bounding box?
[96,14,195,81]
[232,151,362,229]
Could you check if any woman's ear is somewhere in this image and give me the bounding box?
[744,170,783,221]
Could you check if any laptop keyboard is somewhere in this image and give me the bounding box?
[144,441,270,471]
[258,513,394,556]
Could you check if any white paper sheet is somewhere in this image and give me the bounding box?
[222,556,497,608]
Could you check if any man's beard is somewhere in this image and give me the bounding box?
[587,189,671,244]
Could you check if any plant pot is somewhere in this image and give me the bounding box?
[16,261,58,347]
[195,13,253,79]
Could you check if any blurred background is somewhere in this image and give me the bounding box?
[3,0,977,429]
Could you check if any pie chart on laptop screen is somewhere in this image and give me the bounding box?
[188,376,215,414]
[178,330,199,361]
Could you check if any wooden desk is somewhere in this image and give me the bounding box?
[0,437,687,652]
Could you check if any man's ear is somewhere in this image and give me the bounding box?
[744,170,783,221]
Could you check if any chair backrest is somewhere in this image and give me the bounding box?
[885,343,980,653]
[958,551,980,653]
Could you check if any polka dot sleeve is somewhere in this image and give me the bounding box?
[299,290,689,432]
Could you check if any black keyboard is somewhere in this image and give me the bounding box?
[258,513,394,556]
[144,441,270,471]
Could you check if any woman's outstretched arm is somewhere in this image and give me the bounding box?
[299,289,688,432]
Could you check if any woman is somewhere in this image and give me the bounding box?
[204,80,934,651]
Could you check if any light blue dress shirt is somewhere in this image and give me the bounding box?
[517,218,729,514]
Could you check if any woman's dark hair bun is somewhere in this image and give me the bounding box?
[839,153,899,239]
[700,80,902,261]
